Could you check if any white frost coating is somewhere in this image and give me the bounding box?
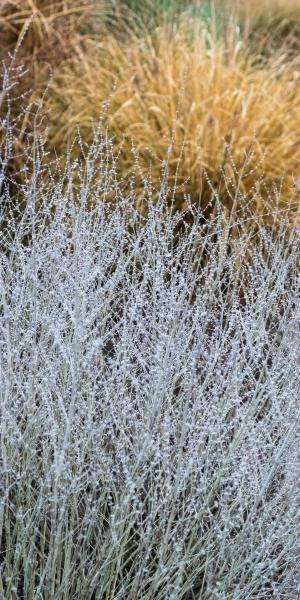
[0,76,299,598]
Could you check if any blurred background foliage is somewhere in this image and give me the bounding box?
[0,0,299,224]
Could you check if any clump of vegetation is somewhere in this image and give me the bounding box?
[44,22,300,223]
[0,122,299,598]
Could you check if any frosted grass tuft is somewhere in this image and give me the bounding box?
[0,87,299,599]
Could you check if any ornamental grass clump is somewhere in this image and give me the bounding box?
[0,120,299,598]
[44,22,300,223]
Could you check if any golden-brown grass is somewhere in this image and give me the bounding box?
[234,0,300,19]
[232,0,300,59]
[0,0,94,59]
[0,0,100,185]
[44,21,300,222]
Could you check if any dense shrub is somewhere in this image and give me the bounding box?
[0,127,299,598]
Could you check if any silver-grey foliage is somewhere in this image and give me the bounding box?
[0,119,299,599]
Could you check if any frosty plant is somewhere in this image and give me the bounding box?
[0,115,299,600]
